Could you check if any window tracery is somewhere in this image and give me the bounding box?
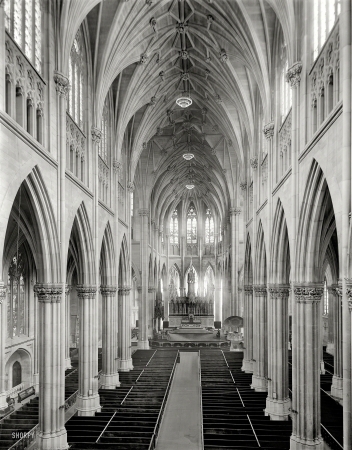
[187,204,197,244]
[68,29,85,129]
[313,0,340,61]
[170,209,179,245]
[205,209,214,244]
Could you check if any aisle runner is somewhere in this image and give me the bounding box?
[155,352,202,450]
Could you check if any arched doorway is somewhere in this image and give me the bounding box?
[12,361,22,387]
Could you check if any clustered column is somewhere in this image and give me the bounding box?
[290,285,324,450]
[242,285,254,373]
[100,285,119,388]
[65,286,72,369]
[34,283,67,450]
[118,286,133,371]
[138,209,150,349]
[251,285,267,392]
[75,285,101,416]
[266,285,291,420]
[0,283,8,415]
[331,284,343,399]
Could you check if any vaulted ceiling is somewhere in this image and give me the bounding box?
[61,0,294,225]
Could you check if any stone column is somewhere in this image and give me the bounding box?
[251,285,268,392]
[149,287,156,333]
[33,291,39,392]
[265,285,291,420]
[0,283,8,415]
[100,286,120,388]
[75,285,101,416]
[242,285,254,373]
[290,285,324,450]
[326,286,334,355]
[230,207,241,317]
[118,286,133,371]
[331,285,343,399]
[34,284,68,450]
[65,286,72,369]
[138,209,150,349]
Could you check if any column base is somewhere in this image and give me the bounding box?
[33,372,39,394]
[119,358,134,372]
[289,435,324,450]
[65,358,72,370]
[331,375,343,400]
[325,343,334,355]
[37,428,68,450]
[265,397,291,420]
[241,359,253,373]
[100,372,120,389]
[251,375,267,392]
[137,340,150,350]
[75,393,101,416]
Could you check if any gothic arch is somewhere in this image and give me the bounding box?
[296,160,339,283]
[244,234,253,285]
[270,200,291,285]
[255,221,267,285]
[99,222,115,285]
[2,167,60,283]
[118,234,129,286]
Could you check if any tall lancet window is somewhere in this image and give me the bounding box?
[68,28,85,128]
[205,209,214,244]
[4,0,42,72]
[313,0,340,60]
[187,204,197,243]
[7,251,27,338]
[170,209,178,244]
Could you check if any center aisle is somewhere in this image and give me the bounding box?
[155,351,203,450]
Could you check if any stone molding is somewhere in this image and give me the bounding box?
[137,286,142,293]
[253,285,267,296]
[53,71,69,98]
[76,285,97,300]
[293,285,323,303]
[263,121,275,140]
[139,208,149,216]
[34,283,63,303]
[346,278,352,310]
[148,287,156,293]
[65,285,72,295]
[250,158,258,169]
[91,127,102,144]
[0,283,7,304]
[127,181,135,192]
[286,61,303,88]
[100,285,117,296]
[118,286,131,295]
[240,182,247,190]
[244,285,253,294]
[113,160,122,174]
[229,207,241,216]
[268,285,290,299]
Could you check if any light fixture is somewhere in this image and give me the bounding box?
[183,153,194,160]
[186,184,195,189]
[176,96,192,108]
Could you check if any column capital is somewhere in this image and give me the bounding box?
[65,284,72,295]
[148,287,156,293]
[100,285,117,296]
[34,283,63,303]
[229,207,241,216]
[91,127,102,144]
[0,283,7,304]
[137,286,142,293]
[127,181,135,192]
[263,121,275,140]
[76,285,97,299]
[250,158,258,170]
[118,286,131,295]
[293,284,323,303]
[253,284,267,296]
[240,181,247,190]
[113,159,122,174]
[53,71,69,97]
[345,278,352,310]
[286,61,303,88]
[268,284,290,298]
[244,285,253,294]
[139,208,149,217]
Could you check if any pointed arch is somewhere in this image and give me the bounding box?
[99,222,115,285]
[244,234,253,285]
[270,199,291,284]
[296,160,339,282]
[68,202,95,284]
[255,221,267,285]
[118,234,129,286]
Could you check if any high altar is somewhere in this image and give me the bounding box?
[168,264,214,328]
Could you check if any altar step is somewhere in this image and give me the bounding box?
[66,349,178,450]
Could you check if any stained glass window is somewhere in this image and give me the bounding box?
[68,29,86,129]
[187,204,197,243]
[170,209,178,244]
[313,0,340,60]
[205,209,214,244]
[7,252,26,339]
[5,0,42,72]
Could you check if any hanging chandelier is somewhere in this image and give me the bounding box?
[183,153,194,160]
[176,96,192,108]
[186,184,195,189]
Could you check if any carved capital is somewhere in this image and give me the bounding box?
[34,283,63,303]
[148,287,156,293]
[118,286,131,295]
[76,285,97,300]
[229,207,241,216]
[113,160,122,174]
[346,279,352,310]
[244,285,253,295]
[263,121,275,140]
[250,158,258,170]
[127,181,135,192]
[286,62,303,88]
[100,285,117,296]
[140,53,148,64]
[253,285,267,296]
[91,127,102,144]
[0,283,7,304]
[53,71,69,97]
[65,285,72,295]
[293,285,323,303]
[240,181,247,190]
[139,208,149,217]
[268,285,290,299]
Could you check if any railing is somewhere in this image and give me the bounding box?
[6,383,24,398]
[148,350,180,450]
[321,423,343,449]
[198,351,204,450]
[65,368,77,378]
[64,389,78,411]
[7,424,39,450]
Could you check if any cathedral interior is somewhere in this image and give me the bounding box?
[0,0,351,449]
